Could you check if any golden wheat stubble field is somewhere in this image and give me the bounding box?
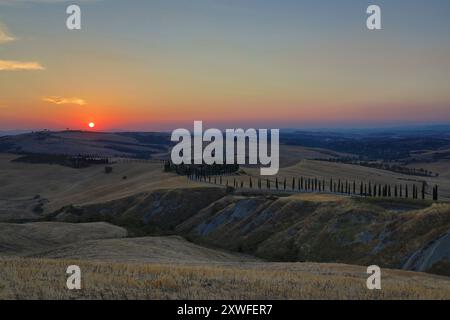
[1,258,449,300]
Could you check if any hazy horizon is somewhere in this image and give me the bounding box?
[2,122,450,136]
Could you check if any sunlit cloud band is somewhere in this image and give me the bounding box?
[43,96,87,106]
[0,31,14,43]
[0,60,44,71]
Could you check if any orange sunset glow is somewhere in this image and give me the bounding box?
[1,1,450,131]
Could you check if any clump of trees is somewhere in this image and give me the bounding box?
[164,160,239,177]
[12,153,109,168]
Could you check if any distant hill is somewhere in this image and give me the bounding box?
[281,130,450,161]
[0,131,172,159]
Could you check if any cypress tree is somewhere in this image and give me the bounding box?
[421,182,426,200]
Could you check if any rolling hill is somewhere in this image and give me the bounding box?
[51,187,450,276]
[0,222,127,256]
[0,153,204,221]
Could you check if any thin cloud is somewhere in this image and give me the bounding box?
[0,23,15,43]
[43,96,87,106]
[0,60,44,71]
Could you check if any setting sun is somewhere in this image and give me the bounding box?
[88,122,95,128]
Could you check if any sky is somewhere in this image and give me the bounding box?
[0,0,450,131]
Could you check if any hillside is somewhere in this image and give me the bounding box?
[0,221,255,264]
[0,153,204,221]
[33,236,258,264]
[52,187,450,276]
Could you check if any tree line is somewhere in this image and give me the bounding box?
[164,160,239,176]
[12,153,110,168]
[186,172,439,201]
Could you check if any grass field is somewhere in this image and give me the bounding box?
[1,257,449,300]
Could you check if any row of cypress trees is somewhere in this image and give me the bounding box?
[188,174,439,201]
